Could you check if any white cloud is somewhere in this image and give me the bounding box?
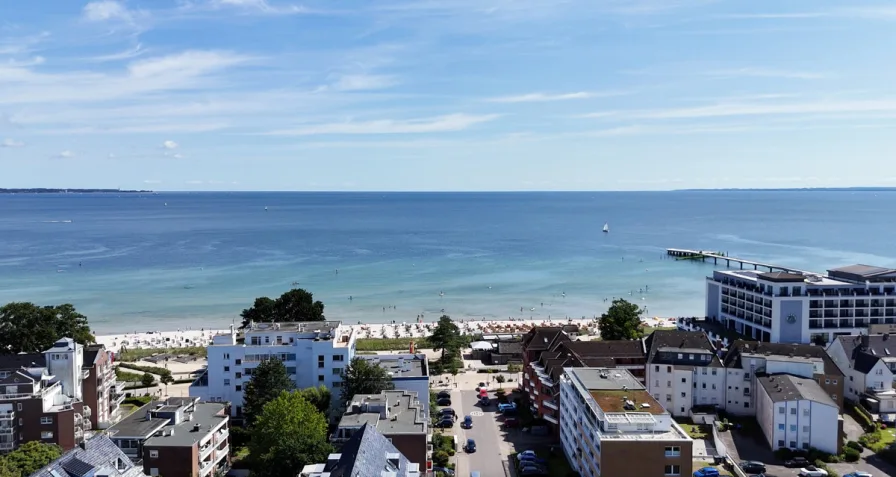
[143,179,162,184]
[704,67,827,80]
[1,138,25,148]
[582,99,896,121]
[207,0,309,14]
[55,150,75,158]
[87,44,146,62]
[128,50,250,79]
[83,1,135,22]
[329,74,398,92]
[487,92,620,103]
[0,32,50,56]
[265,113,500,135]
[163,140,178,149]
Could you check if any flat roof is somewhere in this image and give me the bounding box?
[245,321,341,333]
[566,367,645,392]
[338,390,427,434]
[109,400,227,446]
[829,264,896,279]
[108,410,168,439]
[757,271,807,283]
[590,389,665,415]
[758,374,837,407]
[362,354,427,378]
[145,403,228,447]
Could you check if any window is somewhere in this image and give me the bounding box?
[224,366,230,372]
[150,450,159,458]
[150,468,159,476]
[235,358,242,365]
[333,368,343,375]
[832,379,838,384]
[702,383,706,389]
[778,440,785,447]
[802,443,810,450]
[264,336,270,344]
[677,354,683,359]
[664,446,681,457]
[702,368,707,375]
[224,379,231,386]
[680,392,686,398]
[681,378,686,383]
[318,375,324,382]
[790,408,796,415]
[223,353,230,360]
[665,394,671,401]
[40,417,53,424]
[333,355,344,362]
[236,385,242,391]
[250,337,261,345]
[850,375,853,381]
[318,356,325,368]
[689,354,695,360]
[17,403,22,411]
[667,366,672,372]
[667,381,672,387]
[655,365,660,372]
[802,426,810,432]
[832,394,837,401]
[789,441,796,448]
[744,372,750,379]
[655,380,660,387]
[778,424,785,431]
[664,464,680,475]
[803,408,810,416]
[789,425,797,432]
[41,431,54,439]
[711,369,717,376]
[825,378,830,384]
[235,372,242,378]
[712,384,716,390]
[744,402,749,408]
[333,381,342,388]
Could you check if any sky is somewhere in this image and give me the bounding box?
[1,0,896,191]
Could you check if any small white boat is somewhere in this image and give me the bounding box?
[602,222,609,233]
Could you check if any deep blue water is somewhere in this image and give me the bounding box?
[1,191,894,333]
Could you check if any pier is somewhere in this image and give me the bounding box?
[666,248,813,275]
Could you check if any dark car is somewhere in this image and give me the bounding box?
[437,397,452,406]
[435,418,454,428]
[502,418,519,429]
[519,463,547,474]
[519,469,547,477]
[431,467,454,476]
[741,461,767,473]
[464,438,477,453]
[784,457,809,468]
[439,408,456,418]
[437,390,451,399]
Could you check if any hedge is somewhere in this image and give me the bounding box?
[117,363,173,378]
[117,346,206,362]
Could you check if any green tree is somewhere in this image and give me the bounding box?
[0,441,62,476]
[597,298,644,341]
[160,373,174,396]
[240,289,325,328]
[429,315,461,360]
[496,374,506,384]
[243,358,295,426]
[340,357,394,407]
[248,391,332,477]
[0,302,94,354]
[299,385,332,416]
[141,373,155,389]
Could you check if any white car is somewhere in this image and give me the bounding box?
[799,467,829,477]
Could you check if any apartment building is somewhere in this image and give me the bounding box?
[31,434,145,477]
[756,374,843,455]
[526,340,646,433]
[644,330,724,416]
[705,264,896,344]
[107,397,230,477]
[559,368,692,477]
[190,321,358,418]
[0,338,122,452]
[301,423,421,477]
[332,390,429,469]
[826,334,896,418]
[360,354,430,415]
[722,340,845,415]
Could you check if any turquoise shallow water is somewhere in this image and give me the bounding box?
[1,191,894,334]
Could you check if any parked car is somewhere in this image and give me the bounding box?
[435,418,455,428]
[461,415,473,429]
[798,466,829,477]
[741,461,767,473]
[785,457,809,468]
[519,468,547,477]
[437,397,452,406]
[519,463,547,474]
[693,467,720,477]
[518,454,547,465]
[503,408,518,417]
[437,390,451,399]
[843,472,873,477]
[439,408,456,418]
[498,402,517,412]
[517,450,537,459]
[502,418,519,429]
[464,438,477,453]
[431,467,455,476]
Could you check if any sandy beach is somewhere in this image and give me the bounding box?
[94,316,674,353]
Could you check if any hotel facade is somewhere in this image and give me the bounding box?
[705,264,896,344]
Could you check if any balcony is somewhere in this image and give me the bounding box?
[543,400,559,411]
[0,442,14,451]
[0,411,13,421]
[0,427,13,435]
[83,406,92,418]
[215,428,229,443]
[200,441,214,459]
[543,414,559,425]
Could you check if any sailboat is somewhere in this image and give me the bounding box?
[602,222,609,233]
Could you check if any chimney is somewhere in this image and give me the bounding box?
[79,441,87,451]
[861,334,870,349]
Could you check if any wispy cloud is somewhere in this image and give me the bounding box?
[86,43,147,62]
[487,91,622,103]
[0,31,50,56]
[265,113,501,135]
[703,67,828,80]
[55,150,75,158]
[325,74,398,92]
[203,0,311,15]
[583,99,896,121]
[1,138,25,148]
[163,140,179,149]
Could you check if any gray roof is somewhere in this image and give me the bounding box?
[31,435,144,477]
[758,374,837,407]
[724,340,845,376]
[565,367,645,391]
[0,352,45,371]
[338,390,427,435]
[828,264,896,279]
[321,424,417,477]
[362,354,428,378]
[757,271,806,283]
[644,330,722,367]
[45,338,77,353]
[244,320,340,333]
[144,403,228,447]
[496,341,524,355]
[107,407,169,439]
[108,398,228,447]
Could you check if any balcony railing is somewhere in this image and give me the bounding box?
[543,400,559,410]
[0,427,14,435]
[0,442,14,451]
[0,412,13,421]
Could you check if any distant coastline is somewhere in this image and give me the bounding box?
[676,187,896,192]
[0,188,151,194]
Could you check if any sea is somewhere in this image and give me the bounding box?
[1,191,895,335]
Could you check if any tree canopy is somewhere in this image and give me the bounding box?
[597,298,644,341]
[429,315,461,358]
[0,302,94,354]
[0,441,62,477]
[243,358,295,425]
[248,391,332,477]
[240,288,325,328]
[298,385,332,416]
[340,357,394,407]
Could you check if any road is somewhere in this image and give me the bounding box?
[451,389,507,477]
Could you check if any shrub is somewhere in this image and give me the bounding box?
[117,363,173,379]
[774,448,794,460]
[842,447,860,462]
[507,363,522,373]
[432,450,449,467]
[446,449,456,457]
[846,440,862,451]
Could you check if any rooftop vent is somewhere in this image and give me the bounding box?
[640,403,651,409]
[192,423,201,432]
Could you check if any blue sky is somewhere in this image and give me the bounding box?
[1,0,895,191]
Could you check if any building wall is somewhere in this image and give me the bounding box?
[600,439,693,477]
[756,385,840,455]
[693,366,726,408]
[706,282,720,320]
[724,368,754,415]
[143,444,198,477]
[386,434,427,469]
[18,398,82,451]
[777,299,806,343]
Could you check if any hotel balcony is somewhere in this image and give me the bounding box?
[0,442,15,452]
[543,400,559,411]
[0,426,13,435]
[0,411,13,422]
[543,414,559,425]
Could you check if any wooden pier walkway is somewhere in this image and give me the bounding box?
[666,248,814,275]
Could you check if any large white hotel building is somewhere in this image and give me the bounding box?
[705,264,896,344]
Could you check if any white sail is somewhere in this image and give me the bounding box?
[603,222,609,233]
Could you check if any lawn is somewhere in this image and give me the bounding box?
[354,337,432,351]
[675,419,712,439]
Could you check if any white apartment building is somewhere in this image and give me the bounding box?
[644,330,725,416]
[705,264,896,344]
[190,321,357,417]
[826,334,896,420]
[756,374,842,455]
[721,341,845,416]
[559,368,692,477]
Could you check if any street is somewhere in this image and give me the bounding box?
[450,389,508,477]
